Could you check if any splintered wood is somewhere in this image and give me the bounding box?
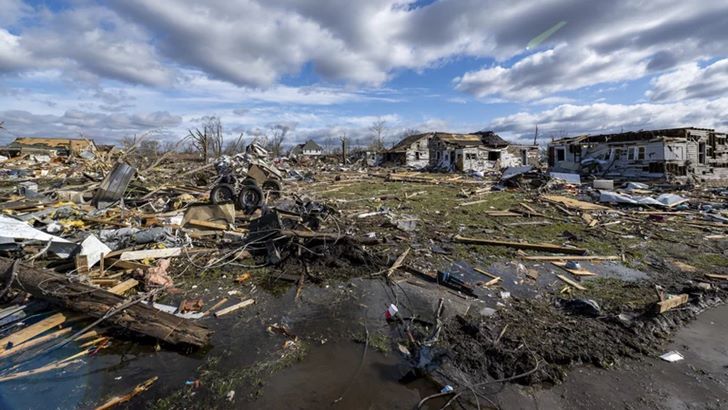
[541,195,609,211]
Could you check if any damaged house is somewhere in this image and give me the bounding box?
[548,127,728,182]
[381,132,432,168]
[3,137,97,157]
[428,131,539,172]
[289,140,324,157]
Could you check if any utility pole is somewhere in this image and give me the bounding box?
[533,125,539,146]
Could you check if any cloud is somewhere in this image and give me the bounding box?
[454,0,728,101]
[488,99,728,142]
[0,109,182,144]
[647,59,728,102]
[1,5,172,86]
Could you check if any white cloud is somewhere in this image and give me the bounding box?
[454,1,728,101]
[488,99,728,142]
[647,59,728,102]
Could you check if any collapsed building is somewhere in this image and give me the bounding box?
[428,131,539,172]
[2,137,97,157]
[381,133,432,168]
[548,127,728,182]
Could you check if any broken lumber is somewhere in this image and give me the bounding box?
[556,274,586,290]
[0,312,69,352]
[214,299,254,317]
[386,247,410,278]
[0,257,211,347]
[453,234,587,255]
[541,195,609,211]
[552,261,596,277]
[521,255,619,261]
[119,248,182,261]
[657,294,689,313]
[108,279,139,295]
[95,376,158,410]
[705,273,728,280]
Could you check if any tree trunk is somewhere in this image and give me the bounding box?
[0,257,211,347]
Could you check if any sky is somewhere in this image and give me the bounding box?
[0,0,727,147]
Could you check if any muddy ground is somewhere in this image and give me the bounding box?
[1,175,726,409]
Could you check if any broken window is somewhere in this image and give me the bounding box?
[628,148,635,160]
[556,149,565,162]
[465,153,476,160]
[699,142,706,164]
[488,151,501,161]
[614,148,622,160]
[415,152,420,160]
[638,147,645,160]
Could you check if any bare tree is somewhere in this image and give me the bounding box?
[223,133,247,155]
[189,116,224,162]
[402,128,421,137]
[266,124,292,157]
[368,119,387,151]
[139,140,160,159]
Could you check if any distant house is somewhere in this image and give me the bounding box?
[429,131,539,172]
[4,137,97,157]
[383,133,432,168]
[548,127,728,182]
[290,140,324,157]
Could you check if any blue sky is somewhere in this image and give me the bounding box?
[1,0,727,147]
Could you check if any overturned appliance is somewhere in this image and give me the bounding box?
[209,144,284,214]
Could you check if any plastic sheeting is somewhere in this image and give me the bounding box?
[599,191,688,207]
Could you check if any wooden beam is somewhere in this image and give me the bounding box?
[108,279,139,295]
[214,299,254,317]
[0,312,68,352]
[453,234,587,255]
[119,248,182,261]
[521,255,619,261]
[556,274,586,290]
[657,294,689,313]
[552,261,597,277]
[0,257,211,347]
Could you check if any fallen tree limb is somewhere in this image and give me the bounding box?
[0,257,211,347]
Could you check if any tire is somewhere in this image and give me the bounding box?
[262,179,282,200]
[242,178,257,186]
[210,184,235,204]
[237,185,264,214]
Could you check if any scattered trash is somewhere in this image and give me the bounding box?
[659,351,684,362]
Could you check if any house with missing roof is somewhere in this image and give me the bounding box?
[381,132,433,168]
[428,131,539,172]
[547,127,728,182]
[3,137,97,157]
[289,139,324,157]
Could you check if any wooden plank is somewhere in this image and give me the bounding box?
[108,279,139,295]
[521,255,620,261]
[541,194,609,211]
[0,327,72,360]
[386,247,410,278]
[657,294,689,313]
[0,312,68,352]
[483,211,522,217]
[187,219,228,230]
[214,299,255,317]
[119,248,182,261]
[453,234,587,255]
[556,274,586,290]
[473,267,499,279]
[705,273,728,280]
[95,376,158,410]
[552,261,597,277]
